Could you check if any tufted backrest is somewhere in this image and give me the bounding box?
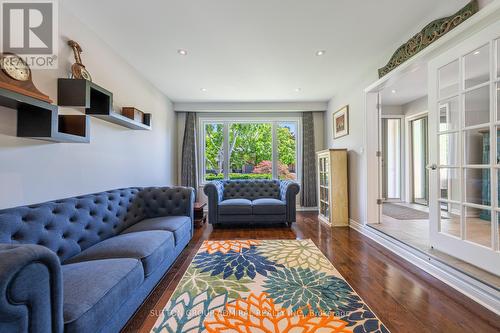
[0,187,194,262]
[222,180,281,200]
[137,187,194,218]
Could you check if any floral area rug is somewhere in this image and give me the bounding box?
[152,239,389,333]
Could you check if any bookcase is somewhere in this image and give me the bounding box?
[316,149,349,226]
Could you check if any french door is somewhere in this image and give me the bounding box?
[428,21,500,275]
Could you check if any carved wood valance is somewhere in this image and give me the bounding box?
[378,0,478,78]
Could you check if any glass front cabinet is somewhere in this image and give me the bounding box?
[316,149,349,227]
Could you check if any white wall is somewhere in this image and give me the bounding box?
[382,105,404,116]
[402,96,428,116]
[326,77,377,223]
[0,6,176,209]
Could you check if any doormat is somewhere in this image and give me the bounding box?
[383,203,429,220]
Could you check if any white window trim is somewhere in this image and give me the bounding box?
[197,113,302,185]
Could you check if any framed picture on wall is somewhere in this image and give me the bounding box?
[333,105,349,139]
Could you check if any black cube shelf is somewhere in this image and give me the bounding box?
[0,87,89,143]
[58,79,152,130]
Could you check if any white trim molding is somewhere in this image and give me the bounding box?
[174,102,328,113]
[349,219,500,315]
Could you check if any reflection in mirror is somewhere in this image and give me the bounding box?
[439,168,460,201]
[464,127,489,165]
[465,168,490,206]
[464,44,489,89]
[439,98,459,132]
[439,60,459,98]
[464,86,490,127]
[439,201,461,238]
[465,206,492,248]
[439,133,459,166]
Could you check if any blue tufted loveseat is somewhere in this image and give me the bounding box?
[0,186,194,333]
[203,179,300,226]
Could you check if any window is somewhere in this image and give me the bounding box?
[200,117,300,183]
[277,122,297,180]
[203,123,224,180]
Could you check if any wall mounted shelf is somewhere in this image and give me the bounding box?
[0,87,90,143]
[58,79,152,130]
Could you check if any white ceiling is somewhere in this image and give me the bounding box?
[381,66,428,106]
[62,0,470,103]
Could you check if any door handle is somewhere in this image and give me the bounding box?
[426,163,437,170]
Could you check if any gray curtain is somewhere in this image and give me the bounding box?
[181,112,198,196]
[301,112,317,207]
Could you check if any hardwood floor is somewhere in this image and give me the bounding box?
[122,212,500,333]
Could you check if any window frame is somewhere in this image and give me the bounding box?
[198,114,302,184]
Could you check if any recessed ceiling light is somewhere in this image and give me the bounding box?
[200,88,207,92]
[391,89,397,94]
[177,49,188,56]
[295,88,302,92]
[315,50,326,56]
[473,50,480,55]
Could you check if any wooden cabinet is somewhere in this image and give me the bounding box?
[317,149,348,226]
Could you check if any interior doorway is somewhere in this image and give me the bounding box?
[381,117,402,201]
[409,115,429,206]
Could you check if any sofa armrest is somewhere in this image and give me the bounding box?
[203,181,224,225]
[0,244,63,333]
[279,181,300,224]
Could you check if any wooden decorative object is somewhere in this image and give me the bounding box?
[317,149,348,227]
[378,0,478,78]
[68,40,92,81]
[0,53,52,103]
[122,107,145,123]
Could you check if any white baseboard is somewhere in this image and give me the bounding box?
[349,219,500,315]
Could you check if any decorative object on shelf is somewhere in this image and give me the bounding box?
[122,107,145,123]
[0,53,52,103]
[378,0,478,78]
[316,149,348,227]
[333,105,349,139]
[68,40,92,81]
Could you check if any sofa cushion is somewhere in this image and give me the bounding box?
[219,199,252,215]
[121,216,191,245]
[64,230,174,277]
[62,258,144,333]
[252,198,286,215]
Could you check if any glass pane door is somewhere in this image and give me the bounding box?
[318,156,330,223]
[428,26,500,275]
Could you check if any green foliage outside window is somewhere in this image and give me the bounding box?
[204,122,297,180]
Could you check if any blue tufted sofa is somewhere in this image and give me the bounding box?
[203,180,300,226]
[0,186,194,333]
